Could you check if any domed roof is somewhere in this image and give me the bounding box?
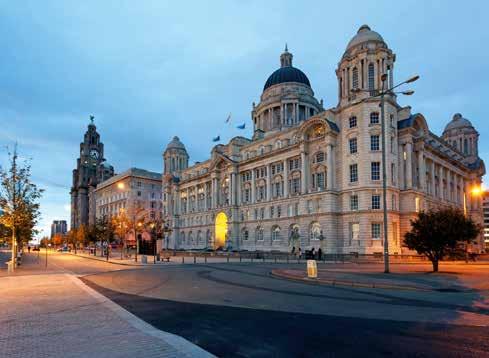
[444,113,475,132]
[264,66,311,91]
[263,46,311,91]
[165,136,186,151]
[345,25,385,52]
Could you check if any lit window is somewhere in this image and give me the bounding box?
[415,197,420,212]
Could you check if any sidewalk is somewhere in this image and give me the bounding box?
[0,272,214,357]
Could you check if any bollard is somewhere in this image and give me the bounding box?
[182,256,185,264]
[193,256,196,264]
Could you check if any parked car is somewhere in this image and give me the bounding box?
[32,246,40,251]
[57,247,70,252]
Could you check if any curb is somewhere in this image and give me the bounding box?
[69,274,215,357]
[271,269,431,291]
[67,253,146,267]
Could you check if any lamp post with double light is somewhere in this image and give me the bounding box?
[352,73,419,273]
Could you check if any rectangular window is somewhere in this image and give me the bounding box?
[350,164,358,183]
[277,206,281,218]
[137,191,142,197]
[370,135,380,151]
[415,197,420,212]
[289,158,300,171]
[349,137,358,154]
[270,206,274,218]
[350,194,358,210]
[391,163,396,185]
[370,112,379,124]
[371,162,380,180]
[371,223,381,239]
[349,116,357,128]
[290,178,300,194]
[372,195,381,209]
[316,172,325,189]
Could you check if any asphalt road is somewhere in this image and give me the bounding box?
[76,260,489,357]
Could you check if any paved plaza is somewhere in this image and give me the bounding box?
[1,250,489,357]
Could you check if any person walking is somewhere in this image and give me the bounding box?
[311,247,316,260]
[318,247,322,261]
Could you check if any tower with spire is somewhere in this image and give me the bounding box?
[70,116,114,229]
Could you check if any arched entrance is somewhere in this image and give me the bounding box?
[215,212,228,249]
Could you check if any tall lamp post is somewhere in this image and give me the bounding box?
[352,74,419,273]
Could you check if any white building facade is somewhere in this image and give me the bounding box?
[95,168,163,242]
[162,25,485,254]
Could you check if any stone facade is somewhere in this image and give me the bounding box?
[94,168,162,243]
[162,25,486,254]
[70,119,114,230]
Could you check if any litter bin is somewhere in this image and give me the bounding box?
[307,260,317,278]
[141,255,147,264]
[6,261,13,273]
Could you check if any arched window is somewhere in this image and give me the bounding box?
[188,231,193,245]
[255,226,264,241]
[352,67,359,89]
[275,140,282,149]
[368,63,375,94]
[309,222,322,240]
[271,225,281,241]
[180,232,185,245]
[197,230,202,244]
[464,139,468,155]
[315,152,325,163]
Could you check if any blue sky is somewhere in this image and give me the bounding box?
[0,1,488,238]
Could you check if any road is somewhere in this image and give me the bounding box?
[11,251,489,357]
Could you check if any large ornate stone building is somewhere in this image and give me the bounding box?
[70,119,114,229]
[162,25,486,254]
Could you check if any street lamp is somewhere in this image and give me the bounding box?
[352,73,419,273]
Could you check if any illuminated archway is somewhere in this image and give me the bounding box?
[215,212,228,249]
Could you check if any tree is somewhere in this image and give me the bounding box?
[404,208,480,272]
[112,210,130,259]
[52,233,64,247]
[0,145,43,267]
[40,236,50,248]
[67,228,78,253]
[76,224,87,247]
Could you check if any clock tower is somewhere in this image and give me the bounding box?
[70,116,114,230]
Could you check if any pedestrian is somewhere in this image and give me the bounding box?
[291,246,295,255]
[318,247,322,261]
[298,247,302,259]
[28,246,31,253]
[311,247,315,259]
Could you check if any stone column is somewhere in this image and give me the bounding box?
[211,177,217,209]
[430,160,435,197]
[405,142,413,188]
[230,172,237,206]
[203,183,208,211]
[266,164,271,201]
[437,165,442,200]
[398,144,405,189]
[236,172,241,205]
[283,159,289,198]
[326,144,333,189]
[186,188,190,213]
[251,168,256,204]
[417,149,425,192]
[280,103,284,128]
[301,151,307,194]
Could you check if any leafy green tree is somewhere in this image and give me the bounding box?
[404,208,480,272]
[0,145,43,266]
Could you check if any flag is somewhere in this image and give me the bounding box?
[236,123,246,129]
[225,113,232,123]
[212,135,220,142]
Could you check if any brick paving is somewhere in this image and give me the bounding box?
[0,271,213,357]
